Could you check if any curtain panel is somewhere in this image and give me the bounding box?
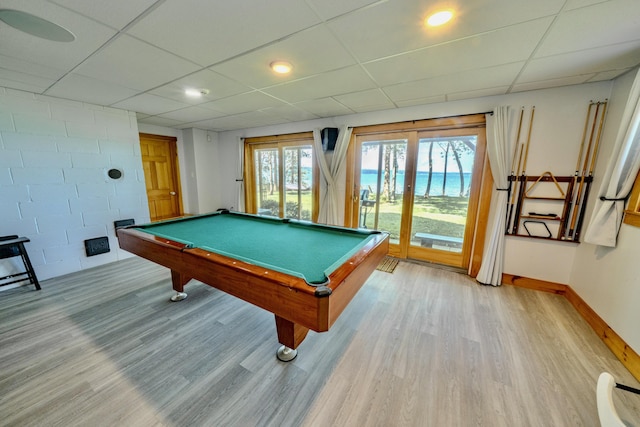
[313,126,352,226]
[477,107,515,286]
[235,136,245,212]
[584,68,640,247]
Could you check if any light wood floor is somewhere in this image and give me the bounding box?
[1,257,638,426]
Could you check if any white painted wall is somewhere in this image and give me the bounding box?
[0,87,149,281]
[570,68,640,352]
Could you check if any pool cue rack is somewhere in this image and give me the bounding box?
[506,173,591,242]
[504,100,606,243]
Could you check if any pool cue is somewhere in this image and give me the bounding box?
[568,102,601,239]
[507,144,524,233]
[574,101,607,241]
[506,108,525,233]
[562,102,594,239]
[511,106,535,235]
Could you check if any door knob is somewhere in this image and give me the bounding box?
[170,191,176,195]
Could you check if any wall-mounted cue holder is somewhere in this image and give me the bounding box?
[504,100,606,243]
[506,173,592,242]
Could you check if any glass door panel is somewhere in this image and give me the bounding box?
[358,138,408,246]
[254,148,280,216]
[283,146,313,220]
[409,136,476,253]
[407,129,484,268]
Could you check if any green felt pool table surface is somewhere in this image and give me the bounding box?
[132,211,382,285]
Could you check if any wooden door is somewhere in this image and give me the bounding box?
[139,133,182,221]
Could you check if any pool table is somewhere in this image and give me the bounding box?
[116,210,389,361]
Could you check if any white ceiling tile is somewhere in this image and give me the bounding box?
[365,18,550,87]
[261,105,319,122]
[74,35,200,91]
[0,1,117,73]
[192,111,289,131]
[48,0,159,30]
[137,115,185,127]
[334,89,394,110]
[520,41,640,83]
[383,63,523,102]
[537,0,640,57]
[45,73,138,105]
[157,106,227,122]
[127,0,320,66]
[111,93,191,116]
[564,0,609,9]
[305,0,382,20]
[294,98,354,117]
[200,92,286,115]
[150,70,252,104]
[395,95,446,108]
[328,0,563,62]
[587,69,632,82]
[263,66,377,103]
[210,25,357,89]
[0,69,56,93]
[512,76,594,93]
[0,53,66,82]
[446,87,510,101]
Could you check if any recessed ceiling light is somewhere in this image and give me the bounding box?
[185,88,209,98]
[0,9,75,42]
[426,10,454,27]
[270,61,293,74]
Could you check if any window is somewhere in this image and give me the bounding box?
[244,133,318,221]
[623,170,640,227]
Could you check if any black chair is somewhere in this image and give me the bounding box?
[359,189,376,228]
[0,235,40,290]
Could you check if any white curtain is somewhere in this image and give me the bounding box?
[313,125,352,225]
[476,107,515,286]
[584,68,640,247]
[235,136,245,212]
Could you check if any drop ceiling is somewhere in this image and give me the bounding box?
[1,0,639,132]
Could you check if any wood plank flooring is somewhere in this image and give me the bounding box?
[1,257,638,426]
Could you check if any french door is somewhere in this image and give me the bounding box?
[244,133,319,222]
[348,115,488,269]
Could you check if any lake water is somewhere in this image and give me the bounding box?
[361,170,472,197]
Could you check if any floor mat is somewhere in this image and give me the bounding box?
[376,256,399,273]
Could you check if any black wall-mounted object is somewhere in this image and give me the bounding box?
[321,127,339,152]
[114,218,135,229]
[85,237,110,257]
[107,168,123,180]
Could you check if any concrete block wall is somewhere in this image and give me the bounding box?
[0,87,150,283]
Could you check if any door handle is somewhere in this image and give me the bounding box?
[170,191,176,196]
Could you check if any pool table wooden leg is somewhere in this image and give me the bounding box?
[170,270,191,302]
[274,315,309,362]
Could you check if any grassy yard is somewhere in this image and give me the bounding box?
[259,191,468,241]
[372,195,468,241]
